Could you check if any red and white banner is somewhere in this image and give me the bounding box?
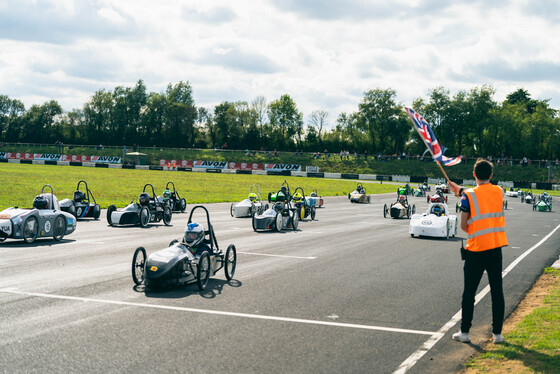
[265,164,301,171]
[159,159,194,168]
[33,153,62,161]
[227,162,264,170]
[193,161,228,169]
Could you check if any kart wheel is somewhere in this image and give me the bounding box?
[76,207,83,218]
[23,216,38,244]
[533,204,536,211]
[456,202,460,213]
[348,193,350,199]
[427,195,430,203]
[446,219,450,239]
[180,198,186,212]
[299,205,305,221]
[383,204,387,218]
[93,204,101,220]
[196,252,211,291]
[132,246,146,285]
[225,244,237,281]
[163,206,172,225]
[310,206,316,220]
[230,203,235,217]
[264,204,269,210]
[140,206,150,227]
[292,212,299,230]
[412,204,416,215]
[252,213,258,232]
[68,205,76,218]
[107,204,116,226]
[275,212,283,232]
[53,215,66,241]
[0,237,5,242]
[503,200,508,210]
[367,195,371,203]
[410,234,414,238]
[407,206,411,219]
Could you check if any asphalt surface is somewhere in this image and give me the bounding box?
[1,192,559,374]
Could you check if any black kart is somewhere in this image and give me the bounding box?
[163,181,187,213]
[131,205,237,291]
[59,180,101,220]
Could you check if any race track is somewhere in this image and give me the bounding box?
[1,192,559,374]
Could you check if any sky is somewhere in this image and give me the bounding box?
[1,0,560,126]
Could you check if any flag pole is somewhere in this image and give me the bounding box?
[436,161,452,185]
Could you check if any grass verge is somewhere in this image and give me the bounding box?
[464,267,560,373]
[1,163,399,209]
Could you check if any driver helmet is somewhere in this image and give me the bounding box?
[398,195,406,203]
[138,192,150,206]
[432,204,444,217]
[73,190,85,202]
[293,192,303,202]
[163,190,172,199]
[33,195,49,210]
[184,222,205,247]
[310,191,317,197]
[248,192,258,202]
[273,202,284,212]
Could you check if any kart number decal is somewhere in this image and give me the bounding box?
[421,220,432,225]
[0,214,10,219]
[44,221,51,233]
[67,218,74,226]
[0,223,11,235]
[76,207,82,216]
[150,266,158,271]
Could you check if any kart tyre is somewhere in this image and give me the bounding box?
[367,195,371,203]
[252,213,258,232]
[407,206,411,219]
[383,204,387,218]
[230,203,235,217]
[196,252,211,291]
[225,244,237,281]
[93,204,101,220]
[292,212,299,230]
[410,234,414,238]
[140,206,150,227]
[275,212,283,232]
[264,204,269,211]
[180,198,186,212]
[107,205,116,226]
[348,193,350,199]
[503,200,508,210]
[412,204,416,215]
[53,215,66,241]
[132,246,146,285]
[68,205,76,218]
[23,216,38,244]
[446,219,450,240]
[268,192,272,203]
[0,237,5,242]
[163,206,172,225]
[427,195,430,203]
[456,202,460,213]
[310,206,316,220]
[299,205,305,221]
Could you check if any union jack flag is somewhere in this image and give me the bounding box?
[404,107,461,166]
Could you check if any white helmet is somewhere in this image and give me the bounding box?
[184,222,205,247]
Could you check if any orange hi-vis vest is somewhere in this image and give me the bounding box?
[465,183,508,252]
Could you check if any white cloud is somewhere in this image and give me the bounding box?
[0,0,559,125]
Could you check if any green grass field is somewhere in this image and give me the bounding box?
[1,163,399,210]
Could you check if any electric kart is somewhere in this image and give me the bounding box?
[230,184,268,218]
[533,193,552,212]
[131,205,236,291]
[409,203,458,239]
[348,184,371,203]
[435,182,450,193]
[0,184,77,243]
[253,183,298,231]
[384,193,416,219]
[427,188,448,203]
[107,184,172,227]
[522,189,534,204]
[398,184,413,196]
[162,182,187,213]
[59,180,101,220]
[292,187,317,221]
[414,182,430,197]
[505,187,522,198]
[307,190,324,208]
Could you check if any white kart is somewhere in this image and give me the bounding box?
[505,187,522,197]
[230,184,268,218]
[307,190,324,208]
[409,203,457,239]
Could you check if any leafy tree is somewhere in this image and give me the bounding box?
[268,94,303,150]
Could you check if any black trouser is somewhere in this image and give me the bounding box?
[461,247,504,334]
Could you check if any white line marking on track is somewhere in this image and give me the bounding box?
[393,222,560,374]
[237,251,316,259]
[0,289,438,336]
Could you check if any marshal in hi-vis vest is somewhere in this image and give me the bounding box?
[464,184,508,252]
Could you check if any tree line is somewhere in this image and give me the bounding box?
[0,80,558,160]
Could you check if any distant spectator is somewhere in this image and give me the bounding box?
[364,150,367,160]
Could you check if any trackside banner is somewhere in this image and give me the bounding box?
[0,153,120,163]
[89,156,121,163]
[228,162,264,170]
[193,161,228,169]
[159,159,194,168]
[265,164,301,171]
[34,154,62,161]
